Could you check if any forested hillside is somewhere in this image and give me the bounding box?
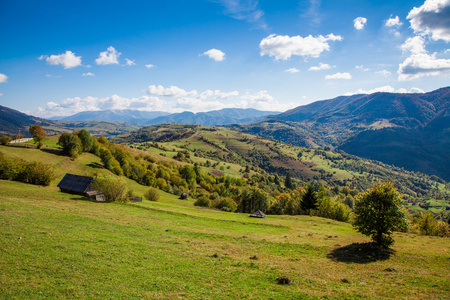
[232,87,450,180]
[115,123,450,214]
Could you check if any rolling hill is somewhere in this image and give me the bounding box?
[232,87,450,180]
[115,123,450,213]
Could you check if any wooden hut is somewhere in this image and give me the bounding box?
[250,210,266,218]
[57,174,94,196]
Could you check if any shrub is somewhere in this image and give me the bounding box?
[194,196,211,207]
[213,197,237,212]
[91,174,128,203]
[144,187,160,201]
[0,135,12,145]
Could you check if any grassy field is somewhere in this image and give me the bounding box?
[1,179,449,299]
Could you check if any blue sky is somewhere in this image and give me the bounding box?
[0,0,449,117]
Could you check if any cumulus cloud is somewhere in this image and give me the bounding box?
[0,73,8,83]
[398,53,450,80]
[259,33,342,60]
[148,85,198,97]
[125,58,136,66]
[95,46,121,65]
[145,64,156,68]
[285,68,300,73]
[0,93,3,96]
[198,90,239,99]
[407,0,450,42]
[325,72,352,79]
[345,86,425,95]
[401,36,427,54]
[308,63,331,71]
[202,49,226,61]
[82,72,95,77]
[385,15,403,27]
[40,51,82,69]
[214,0,267,29]
[354,17,367,30]
[36,95,166,118]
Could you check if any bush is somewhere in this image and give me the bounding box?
[213,197,237,212]
[144,187,160,201]
[0,153,54,186]
[0,135,12,145]
[194,196,211,207]
[91,174,128,203]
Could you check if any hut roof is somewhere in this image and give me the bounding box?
[57,173,93,194]
[250,210,266,218]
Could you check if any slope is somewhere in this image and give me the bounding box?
[234,87,450,180]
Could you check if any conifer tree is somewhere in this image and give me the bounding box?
[285,171,293,189]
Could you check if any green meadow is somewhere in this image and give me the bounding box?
[1,178,449,299]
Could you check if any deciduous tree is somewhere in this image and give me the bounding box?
[29,125,47,149]
[353,181,407,247]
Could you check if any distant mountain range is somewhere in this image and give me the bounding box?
[51,108,279,126]
[232,87,450,180]
[50,110,169,124]
[0,105,141,138]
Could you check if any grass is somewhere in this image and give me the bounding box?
[1,179,449,299]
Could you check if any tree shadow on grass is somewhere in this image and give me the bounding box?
[87,162,103,169]
[40,148,65,156]
[327,242,395,264]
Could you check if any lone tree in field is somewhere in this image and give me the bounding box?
[353,181,407,248]
[29,125,47,149]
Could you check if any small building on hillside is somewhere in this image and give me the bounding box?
[250,210,266,218]
[58,173,94,196]
[58,174,107,201]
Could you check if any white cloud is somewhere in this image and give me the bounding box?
[0,93,3,96]
[401,36,427,54]
[214,0,267,29]
[82,72,95,77]
[145,64,156,68]
[95,46,121,65]
[385,15,403,27]
[0,73,8,83]
[175,97,226,112]
[260,33,343,60]
[325,72,352,79]
[407,0,450,42]
[354,17,367,30]
[237,90,295,111]
[398,53,450,80]
[148,85,198,97]
[125,58,136,66]
[198,90,239,99]
[355,65,370,71]
[41,51,82,69]
[308,63,331,71]
[375,70,392,77]
[285,68,300,73]
[202,49,226,61]
[409,87,426,93]
[345,86,425,95]
[36,95,166,117]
